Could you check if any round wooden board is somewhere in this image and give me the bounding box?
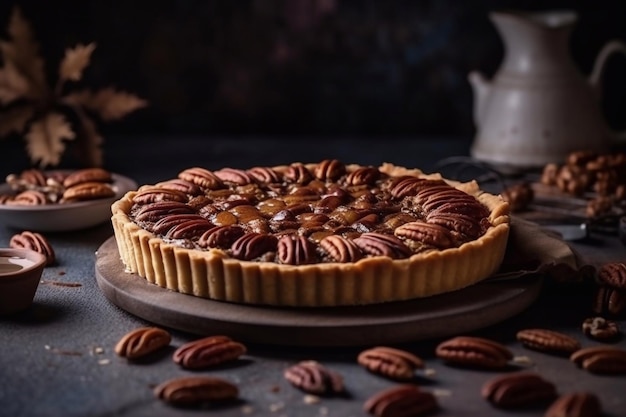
[95,237,542,347]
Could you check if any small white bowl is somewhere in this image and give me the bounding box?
[0,173,137,232]
[0,248,46,315]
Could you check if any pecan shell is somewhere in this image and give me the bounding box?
[357,346,424,381]
[283,360,344,395]
[9,231,56,265]
[230,232,278,260]
[570,346,626,374]
[353,232,412,259]
[481,372,557,409]
[363,385,438,417]
[114,327,171,359]
[545,392,602,417]
[516,329,581,356]
[154,376,238,406]
[319,235,363,263]
[277,235,318,265]
[173,335,246,370]
[435,336,513,369]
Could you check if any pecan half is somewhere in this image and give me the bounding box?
[319,235,363,263]
[420,189,478,212]
[394,221,455,250]
[314,159,345,181]
[592,285,626,317]
[570,346,626,374]
[516,329,581,356]
[284,163,313,184]
[134,201,195,223]
[62,168,112,188]
[132,186,188,205]
[426,213,483,241]
[8,190,48,205]
[345,167,380,186]
[597,262,626,288]
[178,167,224,190]
[481,372,556,409]
[247,166,281,184]
[283,360,344,395]
[198,225,245,249]
[154,376,238,406]
[388,177,440,199]
[230,232,278,261]
[582,317,621,342]
[152,214,211,237]
[435,336,513,369]
[214,168,255,185]
[427,200,489,220]
[12,168,48,187]
[9,231,56,265]
[172,335,246,370]
[545,392,602,417]
[277,235,318,265]
[363,385,438,417]
[357,346,424,381]
[62,182,116,201]
[114,327,171,359]
[353,232,412,259]
[156,178,202,195]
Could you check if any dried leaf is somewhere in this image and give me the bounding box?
[25,112,76,167]
[62,87,147,121]
[0,61,31,104]
[59,43,96,83]
[0,7,48,99]
[0,105,34,137]
[74,109,104,166]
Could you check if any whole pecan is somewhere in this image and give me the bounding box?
[62,182,116,201]
[154,376,238,406]
[230,232,278,261]
[319,235,363,263]
[214,168,255,185]
[345,167,380,186]
[570,346,626,374]
[284,163,313,184]
[544,392,602,417]
[132,186,188,205]
[247,166,281,184]
[353,232,412,259]
[314,159,345,181]
[363,385,438,417]
[357,346,424,381]
[394,221,455,250]
[283,360,344,395]
[277,235,318,265]
[435,336,513,369]
[134,201,195,223]
[63,168,112,188]
[582,317,621,341]
[198,225,245,249]
[481,372,557,409]
[592,285,626,317]
[516,329,581,356]
[172,335,246,370]
[114,327,171,359]
[178,167,224,190]
[9,231,56,265]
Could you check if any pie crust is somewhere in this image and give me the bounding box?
[111,161,510,307]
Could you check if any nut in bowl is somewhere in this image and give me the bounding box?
[0,248,46,315]
[0,168,137,232]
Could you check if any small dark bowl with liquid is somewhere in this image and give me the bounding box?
[0,248,46,315]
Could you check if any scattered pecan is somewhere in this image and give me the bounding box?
[435,336,513,369]
[319,235,363,263]
[516,329,581,356]
[8,190,48,205]
[545,392,602,417]
[62,168,112,188]
[314,159,345,181]
[357,346,424,381]
[283,360,344,395]
[62,182,116,201]
[353,232,413,259]
[363,384,438,417]
[582,317,621,342]
[114,327,171,359]
[276,235,318,265]
[481,372,557,409]
[172,335,246,370]
[9,231,56,266]
[597,262,626,288]
[501,182,534,212]
[178,167,224,190]
[592,285,626,317]
[230,232,278,261]
[570,346,626,374]
[154,376,238,406]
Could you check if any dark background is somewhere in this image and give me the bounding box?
[0,1,625,147]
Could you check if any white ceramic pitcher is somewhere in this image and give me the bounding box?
[469,10,626,168]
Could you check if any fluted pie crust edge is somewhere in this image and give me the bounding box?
[110,163,510,307]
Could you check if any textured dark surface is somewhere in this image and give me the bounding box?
[1,136,625,417]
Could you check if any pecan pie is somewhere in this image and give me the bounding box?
[111,160,510,306]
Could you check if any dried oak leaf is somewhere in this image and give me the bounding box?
[58,43,96,83]
[63,87,148,121]
[25,112,76,167]
[0,105,34,136]
[0,61,31,104]
[0,7,47,99]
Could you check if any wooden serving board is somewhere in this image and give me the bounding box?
[95,237,542,347]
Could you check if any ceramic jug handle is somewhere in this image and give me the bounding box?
[589,39,626,141]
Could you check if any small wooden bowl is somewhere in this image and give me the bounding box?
[0,248,46,315]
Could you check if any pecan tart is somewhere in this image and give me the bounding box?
[111,160,510,306]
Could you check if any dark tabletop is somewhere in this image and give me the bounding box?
[1,136,625,417]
